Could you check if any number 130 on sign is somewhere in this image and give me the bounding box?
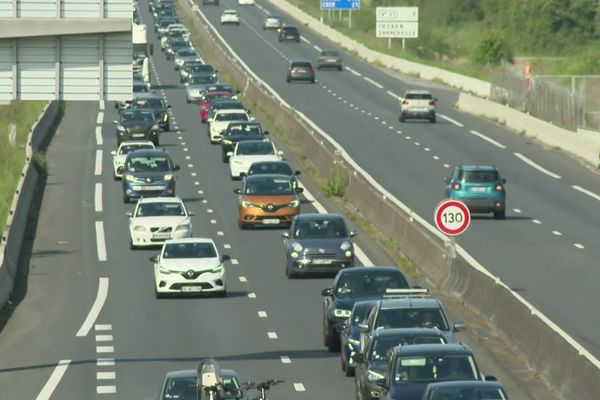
[434,199,471,236]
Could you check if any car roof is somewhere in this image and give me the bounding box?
[457,165,498,171]
[250,160,288,166]
[424,380,505,390]
[371,327,444,338]
[164,368,238,379]
[394,343,472,356]
[294,213,344,221]
[137,196,183,204]
[405,89,432,95]
[290,59,312,64]
[164,237,216,245]
[377,297,442,309]
[245,173,290,182]
[126,149,169,157]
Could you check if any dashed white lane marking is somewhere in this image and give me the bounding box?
[433,156,439,160]
[424,147,430,152]
[248,292,256,298]
[574,243,585,249]
[414,142,420,146]
[187,164,194,168]
[198,190,204,194]
[300,36,311,44]
[361,110,365,113]
[239,276,247,282]
[96,346,114,353]
[532,219,542,224]
[469,130,507,149]
[97,372,116,380]
[35,360,71,400]
[552,230,562,236]
[514,153,561,179]
[396,130,402,134]
[224,244,231,249]
[405,136,411,139]
[99,101,105,111]
[207,209,213,213]
[94,150,103,176]
[95,221,107,262]
[258,311,267,318]
[374,116,379,120]
[194,181,200,186]
[191,172,197,176]
[96,112,104,125]
[97,358,115,367]
[388,126,393,130]
[280,356,292,364]
[293,383,306,392]
[443,164,450,168]
[572,185,600,202]
[95,324,112,331]
[95,126,103,146]
[186,156,191,160]
[210,219,217,224]
[181,141,186,146]
[95,335,113,342]
[95,183,103,213]
[96,386,116,394]
[76,278,110,337]
[345,67,361,76]
[231,259,239,264]
[217,231,224,236]
[386,90,399,99]
[183,148,188,152]
[313,44,322,52]
[439,114,464,127]
[513,208,522,213]
[364,77,384,89]
[267,332,278,339]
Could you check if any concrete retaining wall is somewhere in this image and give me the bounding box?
[179,2,600,398]
[0,101,60,309]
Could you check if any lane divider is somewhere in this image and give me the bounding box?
[94,183,103,213]
[94,150,103,176]
[363,77,383,89]
[438,113,464,127]
[95,221,107,262]
[514,152,562,179]
[469,130,506,149]
[572,185,600,202]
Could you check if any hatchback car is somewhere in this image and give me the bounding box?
[287,60,315,83]
[228,140,283,179]
[399,90,437,123]
[111,140,155,180]
[282,213,357,278]
[131,93,171,131]
[263,14,281,30]
[114,108,160,146]
[318,49,343,71]
[279,26,300,42]
[221,122,268,162]
[444,165,507,219]
[221,9,240,25]
[121,149,180,203]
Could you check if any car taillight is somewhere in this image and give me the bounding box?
[495,184,504,191]
[452,183,461,191]
[402,100,409,105]
[428,100,435,105]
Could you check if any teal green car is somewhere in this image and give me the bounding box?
[444,165,506,219]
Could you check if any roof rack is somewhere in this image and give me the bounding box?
[383,288,429,299]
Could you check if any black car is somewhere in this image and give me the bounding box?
[181,64,216,84]
[131,93,171,131]
[420,380,509,400]
[279,26,300,42]
[165,38,190,60]
[221,122,268,162]
[354,328,447,400]
[286,60,315,83]
[321,267,410,351]
[121,149,180,203]
[282,213,357,278]
[155,17,178,33]
[114,108,160,146]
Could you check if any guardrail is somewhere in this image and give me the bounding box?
[0,101,60,309]
[180,1,599,398]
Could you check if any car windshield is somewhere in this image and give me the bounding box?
[321,50,340,57]
[283,27,298,32]
[160,20,177,27]
[222,375,241,399]
[370,335,447,362]
[162,376,196,400]
[224,10,236,15]
[126,156,171,172]
[335,272,409,298]
[216,112,249,122]
[248,162,293,176]
[191,65,215,74]
[121,110,155,122]
[163,242,217,259]
[244,177,294,195]
[292,218,347,239]
[236,141,274,155]
[171,41,188,49]
[376,308,449,331]
[133,98,164,109]
[119,143,154,155]
[428,387,507,400]
[190,75,217,85]
[226,124,262,136]
[394,355,478,384]
[459,170,499,182]
[350,302,373,326]
[405,93,432,100]
[177,49,196,57]
[135,202,185,217]
[133,84,149,93]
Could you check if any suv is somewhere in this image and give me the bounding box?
[286,60,315,83]
[131,93,171,131]
[399,90,437,123]
[121,149,180,203]
[114,108,160,146]
[278,26,300,42]
[445,165,507,219]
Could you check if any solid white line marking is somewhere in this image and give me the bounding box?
[248,292,256,298]
[35,360,71,400]
[386,90,399,99]
[514,153,561,179]
[552,230,562,236]
[469,130,507,149]
[280,356,291,364]
[231,259,239,265]
[439,114,464,127]
[364,77,384,89]
[95,324,112,331]
[96,112,104,125]
[224,244,231,249]
[95,221,107,262]
[97,372,116,380]
[574,243,585,249]
[96,346,114,353]
[313,45,322,52]
[239,276,247,282]
[267,332,278,339]
[533,219,542,224]
[97,358,115,367]
[96,386,116,394]
[572,185,600,202]
[217,231,224,236]
[513,208,522,213]
[293,383,306,392]
[345,67,361,76]
[95,183,103,212]
[258,311,267,318]
[95,126,103,145]
[94,150,102,176]
[95,335,113,342]
[300,37,311,44]
[76,278,109,337]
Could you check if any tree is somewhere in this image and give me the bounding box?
[471,31,512,65]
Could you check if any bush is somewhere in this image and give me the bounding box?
[323,164,349,198]
[471,31,512,65]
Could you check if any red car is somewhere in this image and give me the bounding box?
[197,91,233,123]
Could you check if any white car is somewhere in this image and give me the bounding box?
[263,15,281,30]
[220,9,239,25]
[165,24,190,40]
[228,140,283,179]
[399,89,437,123]
[111,141,155,180]
[128,197,194,249]
[208,109,251,144]
[151,238,230,298]
[238,0,255,4]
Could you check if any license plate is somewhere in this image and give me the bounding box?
[287,35,295,39]
[152,233,171,239]
[141,185,165,191]
[313,259,333,265]
[295,68,306,73]
[262,218,280,224]
[470,187,487,192]
[327,59,337,63]
[181,286,202,293]
[132,133,146,137]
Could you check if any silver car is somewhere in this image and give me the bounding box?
[186,74,218,103]
[263,14,281,30]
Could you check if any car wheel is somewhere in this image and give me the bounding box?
[222,153,228,163]
[494,210,506,220]
[399,114,406,123]
[296,38,300,43]
[327,328,340,352]
[164,123,170,132]
[286,266,297,279]
[186,98,191,104]
[338,66,343,71]
[430,115,436,123]
[155,288,165,299]
[113,174,119,181]
[129,240,136,250]
[216,289,227,298]
[341,356,346,372]
[311,78,315,84]
[323,318,330,347]
[345,364,355,377]
[238,220,247,230]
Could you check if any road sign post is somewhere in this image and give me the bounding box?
[376,6,418,51]
[434,199,471,268]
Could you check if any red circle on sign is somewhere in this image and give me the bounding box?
[434,200,471,236]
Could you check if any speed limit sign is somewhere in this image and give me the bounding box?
[434,199,471,236]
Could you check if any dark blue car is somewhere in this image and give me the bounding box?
[121,149,180,203]
[339,300,377,376]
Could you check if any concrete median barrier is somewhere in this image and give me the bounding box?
[178,1,600,398]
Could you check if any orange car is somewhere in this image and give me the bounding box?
[234,174,303,229]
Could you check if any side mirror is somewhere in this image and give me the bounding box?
[349,230,358,237]
[188,211,196,216]
[484,375,497,381]
[126,212,133,217]
[234,188,243,194]
[294,170,301,176]
[149,255,158,263]
[281,232,290,239]
[226,151,233,157]
[353,353,365,364]
[110,150,117,156]
[221,255,231,262]
[321,287,333,296]
[452,321,466,332]
[358,323,369,332]
[263,130,270,135]
[174,165,181,171]
[296,187,304,193]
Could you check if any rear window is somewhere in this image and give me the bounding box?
[291,62,312,68]
[283,27,298,32]
[459,170,499,183]
[321,50,340,57]
[405,93,432,100]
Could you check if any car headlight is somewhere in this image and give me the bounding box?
[291,242,302,252]
[117,124,125,131]
[125,175,136,182]
[367,369,384,382]
[210,265,224,274]
[348,338,360,346]
[333,308,351,318]
[158,266,174,274]
[288,199,299,208]
[164,174,173,180]
[340,241,352,251]
[151,124,159,131]
[290,251,299,258]
[176,224,190,231]
[345,250,353,258]
[241,200,255,208]
[132,225,146,231]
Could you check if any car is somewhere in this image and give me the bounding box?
[165,38,191,60]
[375,344,496,400]
[159,368,246,400]
[317,49,343,71]
[420,380,509,400]
[203,83,236,96]
[160,30,187,51]
[111,141,156,180]
[186,74,219,103]
[281,213,358,278]
[263,14,281,30]
[208,109,252,144]
[444,165,507,219]
[339,300,378,377]
[151,238,230,298]
[227,140,282,179]
[114,108,160,146]
[180,63,216,83]
[205,99,245,125]
[131,93,171,131]
[399,89,437,123]
[233,174,302,229]
[156,17,178,35]
[114,80,151,110]
[202,0,219,5]
[173,48,201,70]
[164,23,189,40]
[238,0,254,5]
[245,160,299,180]
[321,267,411,352]
[221,121,268,162]
[156,8,176,20]
[121,149,180,203]
[354,328,448,398]
[278,26,300,42]
[221,9,240,25]
[198,91,235,123]
[286,60,315,83]
[127,197,193,249]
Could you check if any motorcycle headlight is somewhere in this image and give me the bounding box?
[288,199,299,208]
[163,174,173,180]
[241,200,254,208]
[340,241,352,251]
[132,225,146,231]
[367,369,384,382]
[210,265,224,274]
[333,308,351,318]
[291,242,302,252]
[125,175,136,182]
[176,224,190,231]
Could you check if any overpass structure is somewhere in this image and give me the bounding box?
[0,0,133,100]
